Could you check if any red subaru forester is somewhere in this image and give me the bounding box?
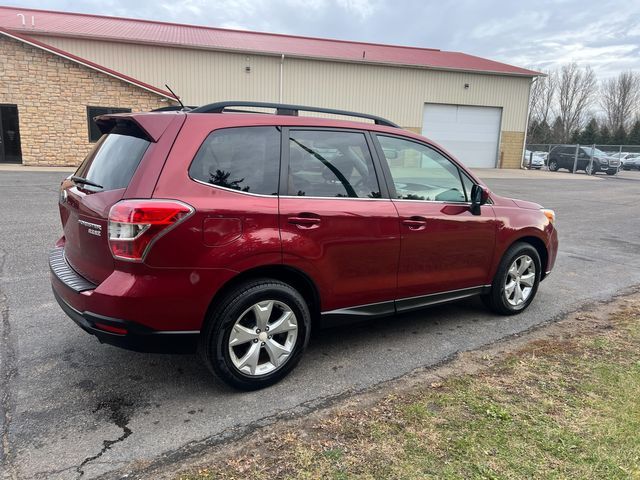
[51,102,558,390]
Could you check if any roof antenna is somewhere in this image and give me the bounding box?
[165,84,185,110]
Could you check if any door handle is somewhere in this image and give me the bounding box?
[402,217,427,230]
[288,216,321,228]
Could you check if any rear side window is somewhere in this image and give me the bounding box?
[74,122,150,191]
[189,127,281,195]
[288,130,380,198]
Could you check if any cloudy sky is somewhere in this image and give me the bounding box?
[11,0,640,79]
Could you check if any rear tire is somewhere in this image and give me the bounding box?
[199,279,311,390]
[483,242,541,315]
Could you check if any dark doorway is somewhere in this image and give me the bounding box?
[0,105,22,163]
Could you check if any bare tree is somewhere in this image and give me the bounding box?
[556,63,597,142]
[529,70,556,125]
[600,71,640,132]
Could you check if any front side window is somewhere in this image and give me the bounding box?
[376,135,467,202]
[288,130,380,198]
[189,126,281,195]
[87,106,131,142]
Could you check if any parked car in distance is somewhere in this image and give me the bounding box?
[547,145,620,175]
[523,150,545,169]
[620,153,640,170]
[50,102,558,390]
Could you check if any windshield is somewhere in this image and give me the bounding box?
[581,147,607,157]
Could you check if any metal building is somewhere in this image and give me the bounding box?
[0,6,539,168]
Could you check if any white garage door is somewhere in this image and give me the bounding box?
[422,104,502,168]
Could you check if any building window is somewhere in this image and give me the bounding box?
[86,106,132,142]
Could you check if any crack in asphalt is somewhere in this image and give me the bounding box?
[0,247,18,479]
[95,388,363,480]
[75,398,134,479]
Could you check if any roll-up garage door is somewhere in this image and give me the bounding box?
[422,104,502,168]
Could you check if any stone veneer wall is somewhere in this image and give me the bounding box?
[499,131,525,169]
[0,36,168,166]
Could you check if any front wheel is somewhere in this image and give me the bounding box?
[606,169,617,176]
[483,243,541,315]
[548,159,559,171]
[199,279,311,390]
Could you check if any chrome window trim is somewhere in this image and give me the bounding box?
[392,199,472,205]
[190,177,279,198]
[280,195,391,201]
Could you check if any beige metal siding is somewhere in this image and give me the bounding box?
[31,35,531,132]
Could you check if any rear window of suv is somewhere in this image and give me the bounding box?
[74,122,150,191]
[189,126,281,195]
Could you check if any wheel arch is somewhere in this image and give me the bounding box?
[203,264,322,330]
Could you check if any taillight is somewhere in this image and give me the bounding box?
[108,199,194,261]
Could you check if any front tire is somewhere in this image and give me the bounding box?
[606,169,617,176]
[548,159,559,171]
[483,242,541,315]
[199,279,311,390]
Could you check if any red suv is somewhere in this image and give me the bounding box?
[50,102,558,390]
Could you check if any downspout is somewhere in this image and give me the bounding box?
[521,76,537,169]
[279,54,285,103]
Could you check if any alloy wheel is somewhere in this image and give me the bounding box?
[504,255,536,307]
[228,300,298,376]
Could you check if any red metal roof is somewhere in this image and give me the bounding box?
[0,6,540,77]
[0,27,175,99]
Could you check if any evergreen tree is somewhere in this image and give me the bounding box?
[537,120,553,144]
[598,125,612,145]
[628,120,640,145]
[612,125,627,145]
[551,116,564,143]
[570,129,580,143]
[578,118,598,145]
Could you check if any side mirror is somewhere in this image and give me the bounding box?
[470,184,489,215]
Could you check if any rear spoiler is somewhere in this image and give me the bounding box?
[95,112,181,142]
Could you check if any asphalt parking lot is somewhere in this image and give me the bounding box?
[1,169,640,479]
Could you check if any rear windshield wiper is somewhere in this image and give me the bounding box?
[71,176,103,189]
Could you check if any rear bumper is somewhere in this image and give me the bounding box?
[50,246,202,353]
[52,287,199,353]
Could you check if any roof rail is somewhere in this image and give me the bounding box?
[189,101,399,128]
